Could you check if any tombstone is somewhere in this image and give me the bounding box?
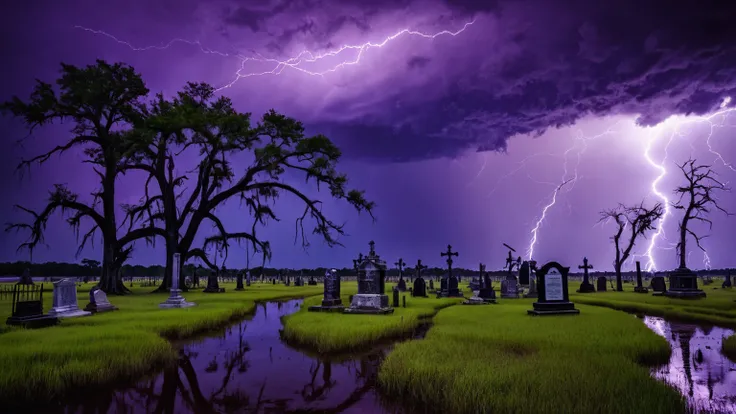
[524,273,538,298]
[576,257,596,293]
[309,269,344,312]
[344,241,394,314]
[429,279,435,291]
[160,254,196,309]
[235,271,245,291]
[84,286,118,313]
[392,287,400,307]
[49,279,91,318]
[5,283,59,328]
[501,278,520,299]
[723,270,732,289]
[307,273,318,286]
[395,258,408,292]
[634,261,649,293]
[650,276,667,294]
[528,261,580,316]
[437,245,463,298]
[468,276,481,291]
[412,260,428,298]
[596,276,608,292]
[246,271,252,287]
[519,261,531,286]
[203,272,225,293]
[477,263,497,302]
[664,267,706,298]
[18,268,34,285]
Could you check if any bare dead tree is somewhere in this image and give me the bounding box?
[599,201,664,291]
[672,158,731,269]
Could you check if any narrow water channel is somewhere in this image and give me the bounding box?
[61,300,401,414]
[643,316,736,414]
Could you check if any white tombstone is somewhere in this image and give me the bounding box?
[160,253,196,309]
[49,278,92,318]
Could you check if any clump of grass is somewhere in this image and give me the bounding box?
[0,282,322,405]
[378,301,686,414]
[724,335,736,362]
[282,283,460,353]
[570,283,736,327]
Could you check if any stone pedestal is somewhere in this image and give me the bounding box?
[664,268,706,299]
[343,294,394,314]
[527,301,580,315]
[463,291,494,305]
[577,281,595,293]
[159,289,196,309]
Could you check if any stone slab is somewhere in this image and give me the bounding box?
[6,315,59,328]
[527,309,581,316]
[49,308,91,318]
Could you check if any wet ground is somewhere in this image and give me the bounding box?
[643,316,736,414]
[60,300,400,414]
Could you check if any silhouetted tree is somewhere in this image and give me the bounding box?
[599,201,664,291]
[2,60,164,294]
[672,158,731,269]
[124,83,375,291]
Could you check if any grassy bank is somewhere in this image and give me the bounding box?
[569,282,736,327]
[0,282,321,404]
[282,282,461,353]
[724,335,736,361]
[379,300,685,414]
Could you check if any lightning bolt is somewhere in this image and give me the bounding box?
[75,20,476,91]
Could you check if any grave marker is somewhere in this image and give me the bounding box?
[49,278,91,318]
[437,245,462,298]
[5,283,59,328]
[412,260,428,297]
[576,257,596,293]
[395,258,407,291]
[596,276,608,292]
[634,261,649,293]
[528,261,580,316]
[344,241,394,314]
[84,286,118,313]
[309,269,344,312]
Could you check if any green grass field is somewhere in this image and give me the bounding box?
[378,300,685,414]
[282,282,460,354]
[0,282,322,404]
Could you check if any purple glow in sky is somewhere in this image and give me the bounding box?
[1,0,735,271]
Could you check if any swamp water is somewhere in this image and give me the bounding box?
[59,300,401,414]
[643,316,736,414]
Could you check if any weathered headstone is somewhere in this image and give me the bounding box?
[429,279,435,291]
[395,258,407,292]
[49,279,91,318]
[723,270,732,289]
[18,268,34,285]
[160,254,196,309]
[576,257,596,293]
[477,263,497,302]
[309,269,344,312]
[235,271,245,291]
[528,261,580,316]
[392,287,400,307]
[501,248,520,299]
[634,261,649,293]
[596,276,608,292]
[203,270,225,293]
[519,261,531,286]
[664,267,706,298]
[524,261,538,298]
[412,260,428,298]
[84,286,118,313]
[6,283,59,328]
[344,241,394,314]
[650,276,667,293]
[437,245,462,298]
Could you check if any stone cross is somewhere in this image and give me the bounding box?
[505,251,515,273]
[368,241,376,257]
[441,245,459,277]
[395,258,406,278]
[578,257,593,285]
[414,259,427,277]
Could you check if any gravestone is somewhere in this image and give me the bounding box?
[501,278,520,298]
[596,276,608,292]
[392,287,400,307]
[519,261,531,286]
[477,263,497,302]
[49,279,91,318]
[395,258,407,292]
[18,268,34,285]
[528,261,580,316]
[524,262,538,298]
[437,245,463,298]
[576,257,596,293]
[650,276,667,294]
[6,283,59,328]
[203,272,225,293]
[723,271,732,289]
[235,271,245,291]
[344,241,394,314]
[634,261,649,293]
[160,253,196,309]
[309,269,344,312]
[429,279,435,291]
[84,286,118,313]
[412,260,428,298]
[664,267,706,298]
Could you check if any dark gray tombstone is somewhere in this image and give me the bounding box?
[6,283,58,328]
[395,258,407,292]
[309,269,344,312]
[477,263,497,302]
[651,276,667,293]
[519,261,531,286]
[429,279,435,291]
[344,241,393,314]
[528,261,580,316]
[84,286,118,313]
[235,271,245,291]
[437,245,462,298]
[501,277,520,299]
[412,260,428,298]
[596,276,608,292]
[634,261,649,293]
[49,279,91,318]
[392,287,400,307]
[664,267,706,298]
[723,270,732,289]
[576,257,596,293]
[203,273,225,293]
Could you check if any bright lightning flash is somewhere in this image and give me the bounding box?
[75,20,476,91]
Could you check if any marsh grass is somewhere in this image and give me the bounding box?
[378,300,686,414]
[0,282,321,404]
[570,282,736,327]
[281,282,461,353]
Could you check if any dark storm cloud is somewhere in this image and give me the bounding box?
[304,0,736,161]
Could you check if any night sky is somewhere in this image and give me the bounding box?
[1,0,736,271]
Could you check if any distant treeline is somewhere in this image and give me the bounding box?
[0,261,732,278]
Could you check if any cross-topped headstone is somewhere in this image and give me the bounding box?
[438,245,462,297]
[369,241,376,257]
[441,245,459,276]
[414,259,427,277]
[395,258,406,277]
[576,256,596,293]
[479,263,487,288]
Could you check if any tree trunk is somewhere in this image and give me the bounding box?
[678,215,690,269]
[614,262,623,292]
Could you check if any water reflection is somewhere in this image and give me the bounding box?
[62,300,398,414]
[643,316,736,413]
